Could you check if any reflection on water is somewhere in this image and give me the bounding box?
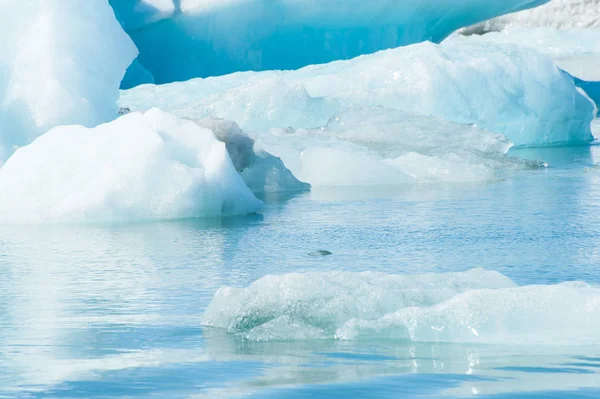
[1,146,600,398]
[201,330,600,398]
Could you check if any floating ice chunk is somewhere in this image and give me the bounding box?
[0,109,262,224]
[461,0,600,33]
[121,41,595,147]
[112,0,548,85]
[337,282,600,345]
[203,269,600,345]
[202,268,516,341]
[0,0,138,165]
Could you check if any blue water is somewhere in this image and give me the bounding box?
[1,145,599,398]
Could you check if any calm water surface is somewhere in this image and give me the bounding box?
[1,146,599,398]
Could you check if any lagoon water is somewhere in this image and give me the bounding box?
[1,145,599,398]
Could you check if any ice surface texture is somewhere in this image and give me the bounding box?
[121,41,595,148]
[462,0,600,33]
[110,0,549,86]
[0,109,262,223]
[202,268,600,345]
[448,28,600,117]
[449,27,600,81]
[251,108,539,186]
[0,0,137,165]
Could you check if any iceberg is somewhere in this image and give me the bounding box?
[0,109,262,224]
[0,0,138,165]
[111,0,549,86]
[202,268,600,345]
[121,40,595,147]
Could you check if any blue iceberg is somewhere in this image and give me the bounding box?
[110,0,549,86]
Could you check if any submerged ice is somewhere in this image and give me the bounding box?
[202,268,600,345]
[111,0,549,85]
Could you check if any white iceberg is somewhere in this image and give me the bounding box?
[0,0,138,165]
[121,40,595,147]
[0,109,262,224]
[202,268,600,345]
[111,0,548,85]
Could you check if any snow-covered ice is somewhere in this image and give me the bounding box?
[202,268,600,345]
[111,0,549,85]
[0,109,262,224]
[0,0,138,165]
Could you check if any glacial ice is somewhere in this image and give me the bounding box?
[0,109,262,223]
[111,0,549,85]
[337,281,600,344]
[109,0,176,32]
[447,28,600,119]
[450,28,600,78]
[461,0,600,33]
[0,0,138,165]
[448,28,600,110]
[202,268,600,345]
[121,40,595,148]
[252,108,540,186]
